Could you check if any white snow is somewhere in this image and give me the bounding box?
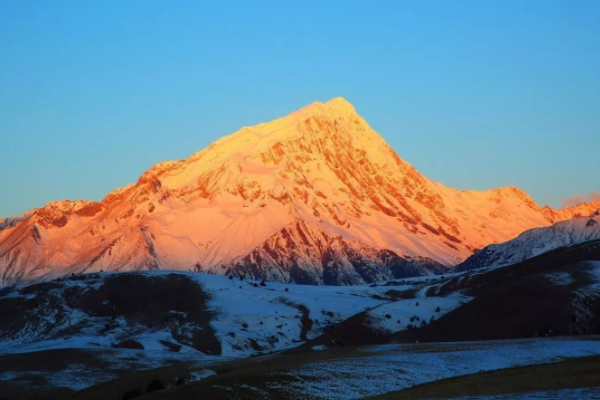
[365,290,468,333]
[584,261,600,287]
[544,272,575,286]
[574,261,600,297]
[269,338,600,400]
[194,272,447,357]
[190,369,217,382]
[0,271,472,359]
[458,212,600,271]
[3,98,597,285]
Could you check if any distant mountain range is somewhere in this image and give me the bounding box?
[454,209,600,272]
[1,98,598,285]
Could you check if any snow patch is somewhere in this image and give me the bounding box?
[544,272,575,286]
[270,339,600,399]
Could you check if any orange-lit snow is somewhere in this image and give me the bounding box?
[1,98,598,284]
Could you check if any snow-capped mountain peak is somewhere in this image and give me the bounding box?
[1,98,598,285]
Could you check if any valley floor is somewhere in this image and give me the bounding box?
[3,262,600,399]
[2,337,600,399]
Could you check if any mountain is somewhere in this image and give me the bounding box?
[0,271,466,361]
[395,238,600,343]
[454,209,600,272]
[0,97,597,285]
[3,260,600,399]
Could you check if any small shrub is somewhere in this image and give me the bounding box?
[241,322,249,329]
[435,306,441,312]
[147,379,165,392]
[421,320,427,327]
[385,313,392,319]
[285,287,289,292]
[176,377,186,386]
[416,302,419,307]
[122,388,142,400]
[260,280,266,287]
[228,275,234,280]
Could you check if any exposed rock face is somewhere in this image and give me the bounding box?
[220,220,444,285]
[1,97,597,285]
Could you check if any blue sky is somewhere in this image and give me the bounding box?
[1,0,599,218]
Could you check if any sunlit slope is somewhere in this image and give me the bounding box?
[1,98,597,284]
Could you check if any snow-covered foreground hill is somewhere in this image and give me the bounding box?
[3,257,600,399]
[4,337,600,400]
[265,339,600,400]
[0,271,468,358]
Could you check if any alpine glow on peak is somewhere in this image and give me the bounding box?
[0,98,598,285]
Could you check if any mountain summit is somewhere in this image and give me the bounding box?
[1,98,597,285]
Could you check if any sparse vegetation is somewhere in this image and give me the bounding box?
[385,289,417,300]
[410,315,421,323]
[147,379,165,392]
[122,388,142,400]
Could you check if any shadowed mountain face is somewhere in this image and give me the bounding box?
[395,239,600,343]
[0,273,221,355]
[1,98,598,285]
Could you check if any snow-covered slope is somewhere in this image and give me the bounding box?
[0,271,467,358]
[1,97,598,285]
[454,210,600,272]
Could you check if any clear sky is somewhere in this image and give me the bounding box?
[1,0,599,218]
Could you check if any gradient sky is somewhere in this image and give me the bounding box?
[1,0,599,218]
